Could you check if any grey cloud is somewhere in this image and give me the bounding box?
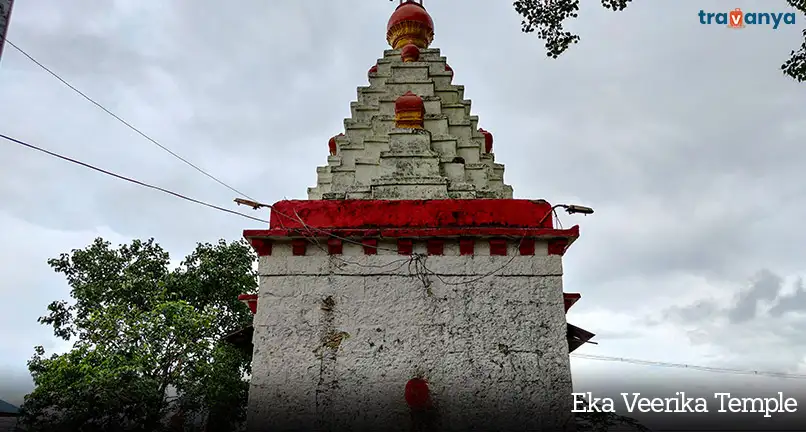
[665,269,802,325]
[769,278,806,317]
[660,269,806,371]
[664,300,719,323]
[588,329,643,341]
[727,269,782,323]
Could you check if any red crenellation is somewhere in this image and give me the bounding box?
[459,238,475,255]
[249,238,273,256]
[327,238,343,255]
[518,238,536,256]
[426,238,444,255]
[489,238,507,256]
[291,239,307,256]
[362,238,379,255]
[246,236,576,257]
[398,238,414,255]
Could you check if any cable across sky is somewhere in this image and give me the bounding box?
[0,132,269,224]
[2,38,257,202]
[571,353,806,380]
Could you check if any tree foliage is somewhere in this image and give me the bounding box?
[20,238,257,431]
[512,0,806,82]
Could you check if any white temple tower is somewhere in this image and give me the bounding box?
[240,2,594,430]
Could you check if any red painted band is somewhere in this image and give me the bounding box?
[265,199,555,230]
[245,226,579,240]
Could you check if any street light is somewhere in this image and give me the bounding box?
[234,198,271,210]
[562,204,594,215]
[538,203,595,226]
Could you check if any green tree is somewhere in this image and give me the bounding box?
[511,0,806,82]
[19,238,257,432]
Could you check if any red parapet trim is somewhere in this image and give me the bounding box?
[237,294,258,315]
[362,238,378,255]
[519,238,536,256]
[548,238,570,256]
[564,292,581,313]
[249,238,273,256]
[291,239,307,256]
[245,226,579,240]
[266,199,555,230]
[489,238,507,256]
[426,238,444,255]
[459,238,474,255]
[327,238,343,255]
[398,238,413,255]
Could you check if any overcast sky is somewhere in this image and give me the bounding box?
[1,0,805,425]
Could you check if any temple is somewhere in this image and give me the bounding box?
[235,1,594,430]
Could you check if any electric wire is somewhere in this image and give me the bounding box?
[571,353,806,380]
[0,133,269,224]
[2,38,256,201]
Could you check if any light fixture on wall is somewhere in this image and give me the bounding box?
[234,198,270,210]
[538,203,595,226]
[562,204,594,215]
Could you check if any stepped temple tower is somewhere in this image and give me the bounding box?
[236,1,594,430]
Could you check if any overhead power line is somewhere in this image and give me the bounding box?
[571,353,806,380]
[0,133,268,224]
[2,38,256,201]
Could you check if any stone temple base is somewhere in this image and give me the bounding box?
[242,199,581,432]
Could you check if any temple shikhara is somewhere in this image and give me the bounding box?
[233,1,594,430]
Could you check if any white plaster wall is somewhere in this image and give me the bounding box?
[246,239,574,431]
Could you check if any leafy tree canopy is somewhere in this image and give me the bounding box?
[511,0,806,82]
[20,238,257,432]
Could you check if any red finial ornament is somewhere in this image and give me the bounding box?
[445,64,452,74]
[328,133,343,155]
[404,378,431,409]
[368,64,378,76]
[387,1,434,49]
[394,91,425,129]
[479,128,493,153]
[401,43,420,62]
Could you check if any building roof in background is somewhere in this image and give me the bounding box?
[0,399,19,416]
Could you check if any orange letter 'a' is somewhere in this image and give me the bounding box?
[728,8,744,28]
